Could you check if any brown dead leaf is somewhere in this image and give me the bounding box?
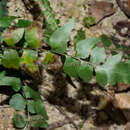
[116,0,130,18]
[88,1,115,24]
[116,83,130,92]
[113,93,130,121]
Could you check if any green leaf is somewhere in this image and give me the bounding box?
[90,47,106,64]
[0,71,5,78]
[25,26,41,48]
[100,34,112,47]
[76,37,100,59]
[114,62,130,84]
[0,0,8,17]
[40,0,51,8]
[74,29,86,49]
[0,0,8,42]
[20,49,39,73]
[30,115,48,128]
[0,16,17,28]
[0,0,7,42]
[0,72,22,92]
[2,49,20,69]
[13,114,26,128]
[34,99,48,120]
[43,52,55,65]
[0,30,3,42]
[125,60,130,64]
[2,28,24,46]
[38,0,58,33]
[78,61,93,82]
[0,52,3,65]
[1,77,21,92]
[42,0,60,42]
[111,51,118,55]
[96,54,122,86]
[63,56,79,78]
[83,16,96,28]
[44,24,55,43]
[49,18,75,53]
[23,87,48,121]
[10,94,26,110]
[16,19,32,27]
[27,100,36,114]
[22,86,41,100]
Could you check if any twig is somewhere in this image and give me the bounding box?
[0,105,10,108]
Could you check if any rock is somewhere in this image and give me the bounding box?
[114,93,130,109]
[113,93,130,121]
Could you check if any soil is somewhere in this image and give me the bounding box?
[0,0,130,130]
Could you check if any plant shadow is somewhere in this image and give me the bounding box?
[0,67,128,128]
[42,71,128,128]
[22,0,42,20]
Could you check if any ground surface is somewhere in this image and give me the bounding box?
[0,0,130,130]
